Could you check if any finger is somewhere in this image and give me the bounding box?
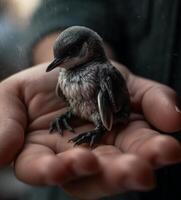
[129,75,181,132]
[142,85,181,132]
[63,146,155,200]
[15,146,100,185]
[28,108,90,132]
[115,120,181,168]
[94,146,155,191]
[0,83,26,167]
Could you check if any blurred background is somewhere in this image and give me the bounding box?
[0,1,41,199]
[0,0,41,80]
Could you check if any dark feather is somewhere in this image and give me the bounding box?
[98,63,130,129]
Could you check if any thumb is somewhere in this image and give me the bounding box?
[0,81,26,167]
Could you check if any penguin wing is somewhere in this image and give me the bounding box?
[98,88,113,131]
[98,65,130,130]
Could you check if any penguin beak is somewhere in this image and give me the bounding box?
[46,58,64,72]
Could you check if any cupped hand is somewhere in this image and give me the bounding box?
[0,62,181,199]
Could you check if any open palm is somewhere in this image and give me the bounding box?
[0,62,180,199]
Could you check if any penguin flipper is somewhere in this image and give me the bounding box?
[97,89,113,131]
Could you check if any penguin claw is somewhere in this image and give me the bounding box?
[69,127,106,147]
[49,112,74,135]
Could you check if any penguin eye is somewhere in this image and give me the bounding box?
[68,44,81,56]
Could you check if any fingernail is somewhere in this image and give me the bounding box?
[124,175,156,191]
[175,95,181,113]
[73,162,91,176]
[175,106,181,113]
[72,161,98,177]
[72,149,99,176]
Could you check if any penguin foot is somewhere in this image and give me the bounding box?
[69,126,106,147]
[49,111,75,135]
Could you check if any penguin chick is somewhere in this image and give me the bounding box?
[46,26,131,146]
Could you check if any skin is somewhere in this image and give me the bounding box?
[0,34,181,200]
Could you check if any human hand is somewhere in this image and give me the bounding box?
[0,62,180,200]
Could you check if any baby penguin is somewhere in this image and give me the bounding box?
[46,26,131,146]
